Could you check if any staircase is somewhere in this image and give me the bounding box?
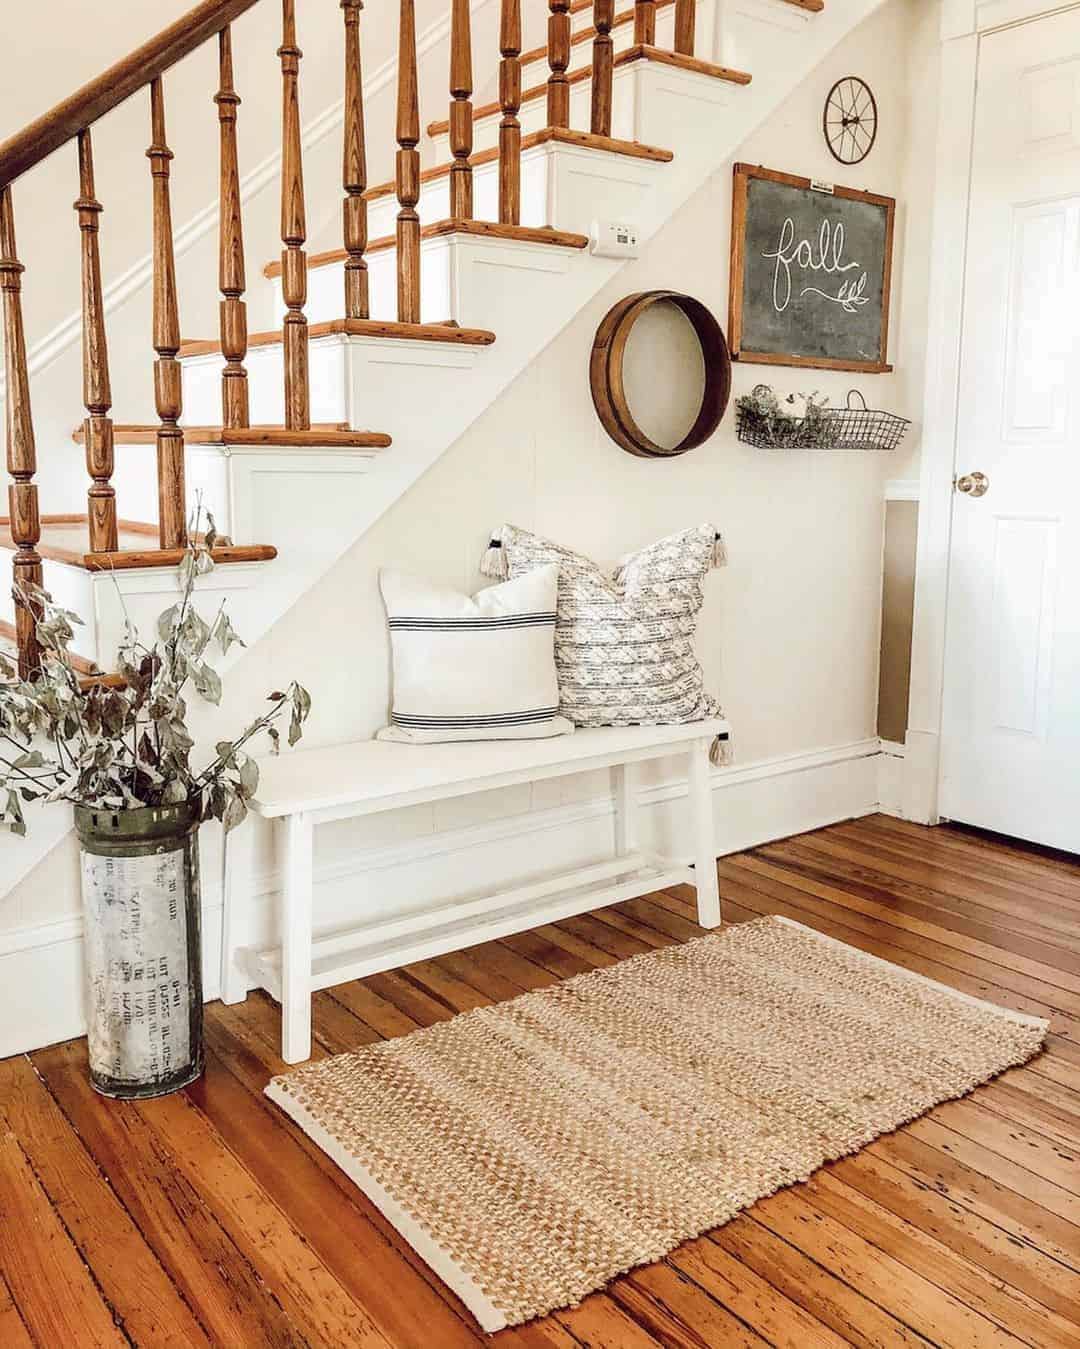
[1,0,883,897]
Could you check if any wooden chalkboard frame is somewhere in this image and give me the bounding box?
[729,163,896,374]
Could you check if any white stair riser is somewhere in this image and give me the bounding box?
[263,138,661,331]
[0,550,98,664]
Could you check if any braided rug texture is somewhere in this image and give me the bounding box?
[266,915,1047,1332]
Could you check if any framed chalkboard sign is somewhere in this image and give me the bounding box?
[729,164,895,374]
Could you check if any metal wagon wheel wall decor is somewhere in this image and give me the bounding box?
[824,77,878,165]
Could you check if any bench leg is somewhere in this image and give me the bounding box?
[613,761,639,857]
[688,738,721,928]
[220,819,253,1005]
[281,812,314,1064]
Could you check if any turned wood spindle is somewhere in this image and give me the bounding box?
[448,0,473,220]
[674,0,696,55]
[396,0,421,323]
[74,129,118,555]
[498,0,522,225]
[215,25,250,430]
[341,0,369,320]
[279,0,310,430]
[591,0,615,137]
[148,78,187,550]
[633,0,656,45]
[546,0,572,129]
[0,188,44,679]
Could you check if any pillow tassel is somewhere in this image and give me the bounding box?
[710,734,733,768]
[712,532,728,569]
[480,537,509,580]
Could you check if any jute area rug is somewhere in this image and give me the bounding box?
[266,915,1047,1333]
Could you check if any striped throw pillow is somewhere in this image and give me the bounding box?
[481,523,725,728]
[377,565,574,743]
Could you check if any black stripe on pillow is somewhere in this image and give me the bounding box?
[388,612,556,631]
[392,707,559,728]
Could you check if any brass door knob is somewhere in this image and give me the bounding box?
[955,471,990,497]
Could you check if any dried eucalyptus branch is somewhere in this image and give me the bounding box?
[0,506,311,837]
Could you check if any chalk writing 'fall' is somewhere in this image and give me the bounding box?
[762,218,870,316]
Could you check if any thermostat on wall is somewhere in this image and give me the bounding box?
[590,220,641,258]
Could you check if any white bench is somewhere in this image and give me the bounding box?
[221,719,729,1063]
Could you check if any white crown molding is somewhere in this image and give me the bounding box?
[0,0,495,403]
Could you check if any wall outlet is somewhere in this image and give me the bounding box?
[590,221,640,258]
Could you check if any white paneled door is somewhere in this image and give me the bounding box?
[940,9,1080,852]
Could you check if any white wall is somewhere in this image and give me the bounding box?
[3,0,937,944]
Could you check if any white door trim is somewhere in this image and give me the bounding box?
[906,0,1080,823]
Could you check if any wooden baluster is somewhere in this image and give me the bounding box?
[0,188,43,679]
[546,0,572,129]
[498,0,522,225]
[279,0,310,429]
[634,0,656,44]
[215,25,250,429]
[148,78,186,549]
[448,0,473,220]
[674,0,695,54]
[74,129,118,555]
[396,0,421,323]
[341,0,369,320]
[590,0,615,137]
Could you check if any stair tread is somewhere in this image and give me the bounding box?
[518,0,675,73]
[267,220,589,280]
[71,423,392,450]
[364,126,673,205]
[179,318,496,360]
[426,44,750,139]
[0,518,277,571]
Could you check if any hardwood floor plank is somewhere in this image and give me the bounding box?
[0,1056,210,1346]
[748,1186,1022,1348]
[32,1040,307,1347]
[746,845,1080,991]
[6,814,1079,1347]
[829,1144,1080,1313]
[876,1114,1080,1241]
[132,1087,394,1347]
[807,1163,1080,1341]
[190,1038,488,1349]
[712,1214,931,1346]
[610,1261,770,1347]
[0,1273,34,1349]
[711,862,1080,1027]
[800,828,1080,946]
[665,1236,852,1347]
[0,1122,125,1347]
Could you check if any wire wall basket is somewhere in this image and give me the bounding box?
[735,388,910,452]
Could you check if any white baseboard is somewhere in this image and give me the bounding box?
[0,737,881,1059]
[877,739,908,819]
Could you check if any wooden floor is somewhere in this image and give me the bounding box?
[2,814,1079,1348]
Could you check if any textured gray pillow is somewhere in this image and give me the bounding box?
[481,523,725,727]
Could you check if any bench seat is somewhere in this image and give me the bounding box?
[222,719,730,1062]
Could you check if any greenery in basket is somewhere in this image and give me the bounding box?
[0,509,311,837]
[735,384,835,448]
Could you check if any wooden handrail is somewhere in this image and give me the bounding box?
[0,0,263,190]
